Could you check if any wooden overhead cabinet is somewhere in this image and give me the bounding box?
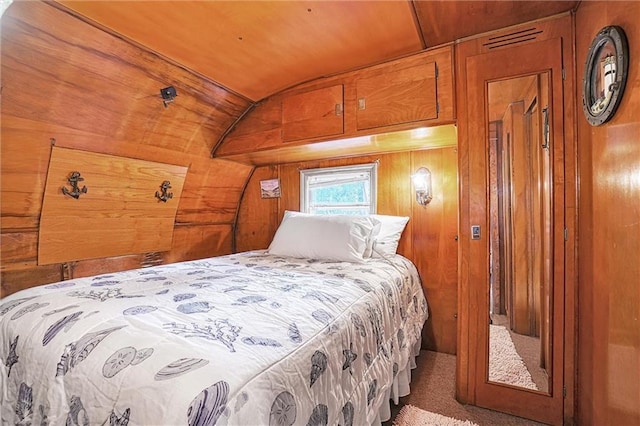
[355,61,438,130]
[282,84,344,142]
[214,46,454,164]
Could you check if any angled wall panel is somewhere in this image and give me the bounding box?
[39,147,187,265]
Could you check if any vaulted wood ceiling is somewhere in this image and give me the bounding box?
[56,1,578,102]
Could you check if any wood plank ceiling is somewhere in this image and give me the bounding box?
[55,1,578,102]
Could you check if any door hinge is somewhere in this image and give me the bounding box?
[436,102,440,114]
[563,385,567,398]
[435,63,439,79]
[562,68,566,80]
[564,228,569,241]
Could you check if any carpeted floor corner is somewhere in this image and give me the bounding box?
[385,350,545,426]
[394,404,479,426]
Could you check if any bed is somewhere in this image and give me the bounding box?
[1,214,428,426]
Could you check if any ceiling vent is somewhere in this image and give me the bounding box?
[483,27,543,50]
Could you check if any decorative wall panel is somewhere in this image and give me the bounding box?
[39,147,187,264]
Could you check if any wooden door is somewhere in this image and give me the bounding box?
[465,38,566,425]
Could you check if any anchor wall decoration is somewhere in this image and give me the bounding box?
[61,171,87,199]
[155,180,173,202]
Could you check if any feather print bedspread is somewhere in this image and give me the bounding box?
[0,251,428,425]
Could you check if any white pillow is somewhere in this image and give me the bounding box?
[370,214,410,258]
[268,211,381,263]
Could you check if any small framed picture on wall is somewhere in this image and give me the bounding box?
[260,178,281,198]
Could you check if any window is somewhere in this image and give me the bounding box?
[300,163,377,215]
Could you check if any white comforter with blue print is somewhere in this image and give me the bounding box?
[0,251,427,425]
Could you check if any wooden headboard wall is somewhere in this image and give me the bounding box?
[235,147,459,353]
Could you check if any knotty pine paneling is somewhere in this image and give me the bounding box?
[576,2,640,425]
[235,147,459,353]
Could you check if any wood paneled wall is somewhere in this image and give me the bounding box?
[235,147,459,353]
[575,2,640,425]
[0,2,253,296]
[4,6,638,423]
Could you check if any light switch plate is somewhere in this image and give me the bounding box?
[471,225,481,240]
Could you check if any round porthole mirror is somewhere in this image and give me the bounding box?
[582,25,629,126]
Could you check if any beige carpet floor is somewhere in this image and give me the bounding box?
[492,314,549,392]
[385,350,546,426]
[394,404,479,426]
[489,325,537,390]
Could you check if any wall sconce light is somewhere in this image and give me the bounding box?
[412,167,433,206]
[160,86,177,108]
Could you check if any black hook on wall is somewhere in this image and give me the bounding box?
[155,180,173,202]
[62,171,87,199]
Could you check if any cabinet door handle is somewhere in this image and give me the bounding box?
[358,98,366,110]
[335,103,343,116]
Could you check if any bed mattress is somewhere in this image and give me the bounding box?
[0,250,427,425]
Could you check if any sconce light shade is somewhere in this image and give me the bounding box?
[160,86,177,107]
[412,167,433,206]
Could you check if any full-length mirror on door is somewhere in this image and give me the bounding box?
[487,73,552,395]
[457,30,574,425]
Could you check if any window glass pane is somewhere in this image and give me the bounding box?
[300,163,377,214]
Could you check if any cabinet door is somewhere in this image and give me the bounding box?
[356,62,437,130]
[282,85,344,142]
